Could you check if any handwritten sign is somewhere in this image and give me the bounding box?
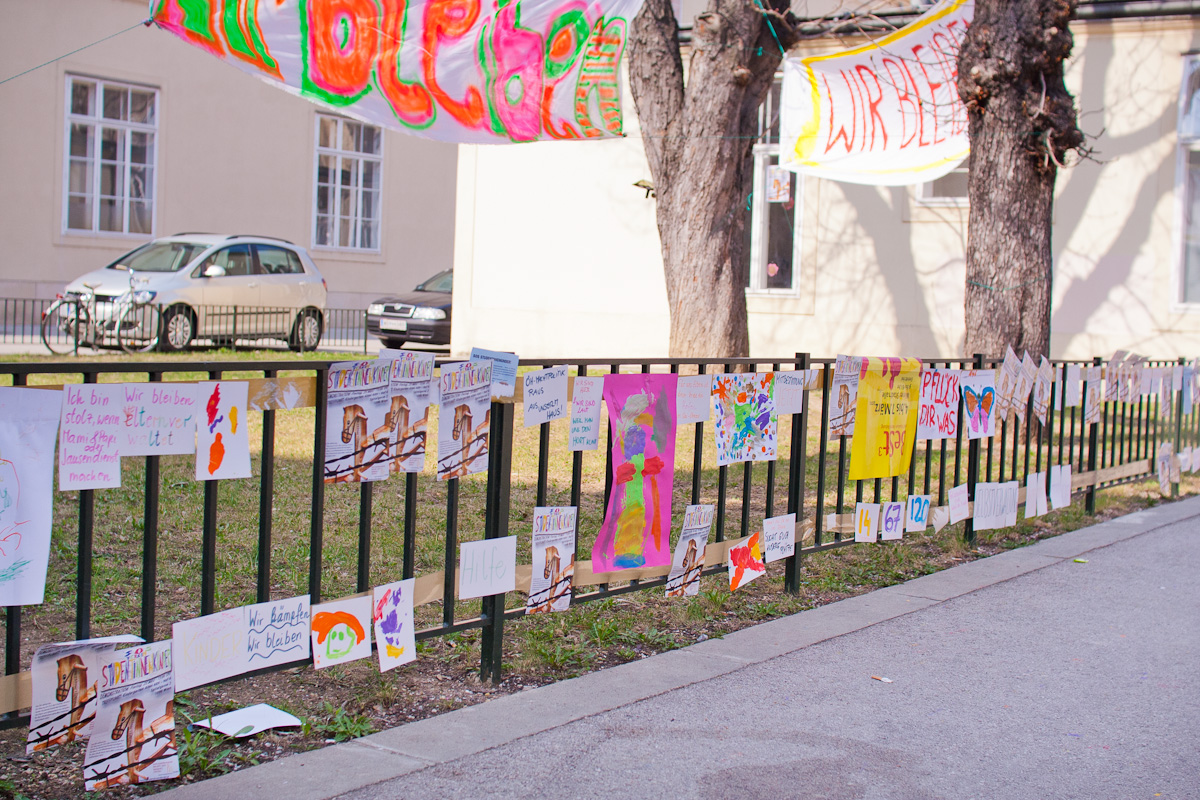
[676,375,713,424]
[973,481,1018,531]
[774,371,808,415]
[470,348,518,398]
[854,502,880,543]
[459,536,517,599]
[116,382,198,456]
[948,483,969,524]
[59,384,123,490]
[195,381,251,481]
[849,357,920,480]
[917,368,959,440]
[568,376,603,451]
[762,513,797,563]
[311,595,372,669]
[906,494,931,533]
[1025,471,1048,518]
[880,502,904,540]
[523,366,569,427]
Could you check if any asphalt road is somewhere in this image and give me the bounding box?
[339,514,1199,800]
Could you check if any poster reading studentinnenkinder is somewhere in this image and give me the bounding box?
[437,361,493,480]
[666,504,714,597]
[382,350,435,474]
[325,360,393,483]
[526,507,577,613]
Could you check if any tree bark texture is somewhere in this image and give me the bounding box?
[628,0,796,357]
[958,0,1084,359]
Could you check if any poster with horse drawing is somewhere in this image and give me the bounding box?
[438,361,493,480]
[666,505,714,597]
[0,387,63,607]
[592,373,678,572]
[828,355,862,437]
[26,635,143,755]
[325,361,394,483]
[527,507,576,613]
[380,350,436,474]
[83,641,178,790]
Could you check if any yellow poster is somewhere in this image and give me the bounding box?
[849,358,921,480]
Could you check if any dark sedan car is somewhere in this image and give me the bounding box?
[366,270,452,348]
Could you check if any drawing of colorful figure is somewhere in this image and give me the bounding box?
[592,374,677,572]
[713,373,777,465]
[311,608,368,667]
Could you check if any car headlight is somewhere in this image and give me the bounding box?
[367,303,385,315]
[412,307,447,320]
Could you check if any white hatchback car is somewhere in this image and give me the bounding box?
[64,234,328,351]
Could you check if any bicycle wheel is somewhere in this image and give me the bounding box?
[117,303,163,353]
[41,299,84,355]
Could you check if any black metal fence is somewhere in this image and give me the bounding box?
[0,353,1193,722]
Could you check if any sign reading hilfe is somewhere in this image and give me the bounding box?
[459,536,517,599]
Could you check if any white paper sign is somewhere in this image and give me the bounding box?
[459,536,517,599]
[1063,364,1082,408]
[373,578,416,672]
[470,348,518,398]
[854,503,880,543]
[0,387,63,606]
[192,704,302,738]
[880,502,904,540]
[1024,471,1048,518]
[774,371,808,416]
[311,595,373,669]
[60,384,123,490]
[1050,464,1072,510]
[523,366,569,427]
[905,495,931,533]
[568,376,603,451]
[973,482,1018,531]
[527,507,576,613]
[666,505,713,597]
[195,381,251,480]
[930,505,951,533]
[762,513,797,563]
[676,375,714,424]
[948,484,970,524]
[116,382,198,456]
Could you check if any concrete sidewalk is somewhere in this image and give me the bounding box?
[162,497,1200,800]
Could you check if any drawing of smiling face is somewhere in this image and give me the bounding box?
[324,624,356,660]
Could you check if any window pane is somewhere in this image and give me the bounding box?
[342,121,361,152]
[359,220,377,249]
[361,190,379,221]
[69,123,93,158]
[71,81,94,116]
[129,166,150,200]
[319,116,337,148]
[130,90,155,124]
[99,197,124,231]
[316,184,330,214]
[1182,59,1200,142]
[360,125,380,155]
[286,252,305,274]
[1183,150,1200,302]
[102,85,128,120]
[317,154,334,186]
[315,215,331,246]
[100,162,124,197]
[68,159,92,193]
[67,196,92,230]
[765,175,795,290]
[339,157,360,190]
[339,216,352,248]
[257,246,292,274]
[130,132,153,165]
[100,127,125,162]
[929,167,969,198]
[362,160,379,190]
[129,201,152,234]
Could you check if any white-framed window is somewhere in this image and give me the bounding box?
[313,114,383,251]
[915,164,969,205]
[744,79,802,294]
[63,76,157,235]
[1176,54,1200,304]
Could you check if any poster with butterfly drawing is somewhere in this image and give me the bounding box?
[960,370,996,440]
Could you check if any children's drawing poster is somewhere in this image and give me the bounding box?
[523,366,569,427]
[906,495,931,533]
[385,350,435,474]
[712,372,777,466]
[438,361,493,480]
[854,503,880,543]
[568,376,604,451]
[1105,350,1128,402]
[666,505,713,597]
[194,381,251,481]
[997,347,1022,421]
[1032,357,1053,425]
[593,373,678,572]
[727,532,766,592]
[959,370,996,440]
[82,641,178,790]
[311,596,373,669]
[828,355,861,436]
[59,383,123,490]
[676,375,713,424]
[917,368,959,440]
[324,361,394,484]
[116,382,198,456]
[527,507,577,613]
[1014,352,1038,421]
[766,165,792,203]
[879,502,904,540]
[172,595,310,692]
[373,579,416,672]
[849,357,920,480]
[0,387,63,606]
[26,635,142,754]
[762,513,797,563]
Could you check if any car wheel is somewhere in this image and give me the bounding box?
[290,308,323,352]
[160,306,195,351]
[381,336,407,349]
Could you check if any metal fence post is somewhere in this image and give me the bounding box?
[1085,357,1102,515]
[784,353,808,594]
[1174,357,1185,499]
[963,354,983,546]
[200,369,223,616]
[480,400,514,684]
[141,372,162,642]
[309,367,329,604]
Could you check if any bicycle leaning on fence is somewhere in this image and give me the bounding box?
[41,270,162,355]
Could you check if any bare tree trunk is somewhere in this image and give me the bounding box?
[628,0,795,357]
[958,0,1084,359]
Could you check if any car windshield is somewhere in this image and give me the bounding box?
[106,241,208,273]
[415,270,453,293]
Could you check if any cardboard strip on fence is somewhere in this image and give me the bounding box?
[246,376,317,411]
[0,671,31,716]
[1094,459,1152,484]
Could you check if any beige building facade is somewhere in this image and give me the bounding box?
[451,11,1200,360]
[0,0,458,310]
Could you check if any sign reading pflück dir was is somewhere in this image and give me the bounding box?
[151,0,646,145]
[779,0,972,185]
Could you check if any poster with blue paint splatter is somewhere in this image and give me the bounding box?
[712,373,777,466]
[372,579,416,672]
